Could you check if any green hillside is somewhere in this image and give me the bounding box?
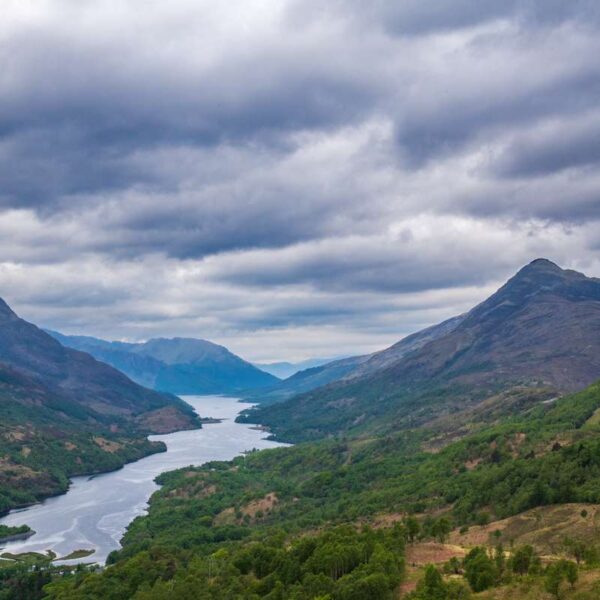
[0,299,199,515]
[30,380,600,599]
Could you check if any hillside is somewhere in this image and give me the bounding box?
[241,354,370,404]
[39,379,600,598]
[48,333,279,395]
[242,259,600,441]
[0,298,199,514]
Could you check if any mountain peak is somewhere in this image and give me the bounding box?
[466,259,598,324]
[523,257,561,270]
[515,258,567,278]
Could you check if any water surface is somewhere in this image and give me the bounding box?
[0,396,283,564]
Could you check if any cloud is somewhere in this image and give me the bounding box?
[0,0,599,360]
[489,111,600,177]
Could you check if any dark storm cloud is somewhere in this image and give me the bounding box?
[290,0,600,36]
[0,10,380,208]
[490,113,600,178]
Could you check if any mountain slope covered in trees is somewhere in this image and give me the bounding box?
[0,298,199,514]
[242,314,465,405]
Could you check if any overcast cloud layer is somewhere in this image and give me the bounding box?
[1,0,599,361]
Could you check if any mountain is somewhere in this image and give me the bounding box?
[242,259,600,441]
[254,357,345,379]
[242,313,466,405]
[47,333,279,395]
[0,298,199,513]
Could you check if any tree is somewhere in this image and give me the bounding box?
[404,516,421,544]
[432,518,452,544]
[563,537,586,565]
[562,560,578,589]
[443,557,461,575]
[544,563,564,599]
[544,560,577,598]
[415,564,447,600]
[510,545,535,575]
[463,547,497,592]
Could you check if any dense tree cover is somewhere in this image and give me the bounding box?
[0,382,169,515]
[0,563,53,600]
[44,526,405,599]
[0,524,31,540]
[6,382,600,598]
[0,554,90,600]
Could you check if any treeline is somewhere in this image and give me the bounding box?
[45,526,405,599]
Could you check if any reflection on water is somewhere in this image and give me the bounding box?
[0,396,284,564]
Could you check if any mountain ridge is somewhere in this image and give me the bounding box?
[0,296,200,514]
[242,259,600,441]
[47,332,279,395]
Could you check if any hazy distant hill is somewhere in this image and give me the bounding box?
[243,259,600,441]
[48,332,279,395]
[254,358,344,379]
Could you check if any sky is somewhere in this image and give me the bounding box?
[1,0,599,362]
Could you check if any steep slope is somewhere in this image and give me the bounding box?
[48,333,279,395]
[0,298,199,513]
[243,314,465,405]
[244,259,600,441]
[0,301,196,429]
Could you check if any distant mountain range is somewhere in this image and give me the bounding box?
[253,358,344,379]
[242,314,466,405]
[242,259,600,441]
[0,297,199,513]
[47,332,279,395]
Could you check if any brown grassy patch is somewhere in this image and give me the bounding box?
[405,542,466,566]
[450,503,600,554]
[93,437,123,453]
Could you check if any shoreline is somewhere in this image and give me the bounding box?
[0,530,35,544]
[0,398,277,563]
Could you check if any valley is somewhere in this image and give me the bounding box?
[2,260,600,599]
[0,396,284,565]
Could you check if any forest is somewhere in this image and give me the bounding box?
[2,381,600,597]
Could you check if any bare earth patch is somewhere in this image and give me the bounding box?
[214,493,279,525]
[93,437,123,453]
[405,542,466,566]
